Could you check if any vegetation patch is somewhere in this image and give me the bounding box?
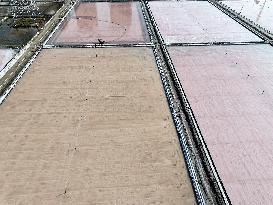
[12,18,46,28]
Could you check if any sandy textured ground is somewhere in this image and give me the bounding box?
[0,48,195,204]
[169,44,273,205]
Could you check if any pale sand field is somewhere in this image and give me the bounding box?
[0,48,195,204]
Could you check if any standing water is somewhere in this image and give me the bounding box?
[0,1,62,47]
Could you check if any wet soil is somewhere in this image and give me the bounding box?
[0,17,49,47]
[0,2,63,47]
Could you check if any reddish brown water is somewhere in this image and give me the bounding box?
[149,1,261,44]
[168,44,273,205]
[49,2,148,44]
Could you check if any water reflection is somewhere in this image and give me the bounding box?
[110,3,132,40]
[51,2,146,44]
[0,18,46,47]
[75,3,98,37]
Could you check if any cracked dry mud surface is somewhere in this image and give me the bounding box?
[0,48,195,204]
